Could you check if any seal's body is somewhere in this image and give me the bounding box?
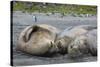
[58,25,97,38]
[68,29,97,57]
[86,29,97,56]
[16,24,60,56]
[55,25,97,54]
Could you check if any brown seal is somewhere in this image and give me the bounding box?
[16,24,60,56]
[55,25,97,54]
[68,29,97,57]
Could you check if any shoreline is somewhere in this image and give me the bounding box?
[13,11,97,17]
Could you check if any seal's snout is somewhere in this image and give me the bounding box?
[49,41,59,53]
[68,47,82,58]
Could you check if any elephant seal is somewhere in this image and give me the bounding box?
[16,24,60,56]
[55,25,97,54]
[68,29,97,57]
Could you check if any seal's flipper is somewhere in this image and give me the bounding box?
[24,25,40,42]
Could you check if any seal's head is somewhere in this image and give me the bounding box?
[55,36,72,54]
[68,36,89,57]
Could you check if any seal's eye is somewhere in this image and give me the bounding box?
[70,45,73,48]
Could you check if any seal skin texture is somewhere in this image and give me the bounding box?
[68,36,89,57]
[68,29,97,57]
[86,29,97,56]
[16,24,60,56]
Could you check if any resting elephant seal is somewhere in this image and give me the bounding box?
[55,25,97,54]
[16,24,60,56]
[68,29,97,57]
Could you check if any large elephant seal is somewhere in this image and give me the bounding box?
[55,25,97,54]
[16,24,60,56]
[68,29,97,57]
